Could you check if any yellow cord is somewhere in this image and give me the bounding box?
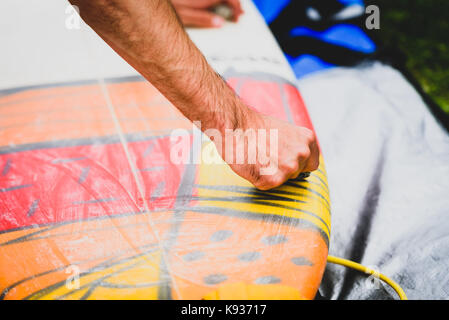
[326,255,408,300]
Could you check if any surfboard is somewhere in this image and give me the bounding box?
[0,0,330,300]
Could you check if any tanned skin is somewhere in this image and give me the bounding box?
[68,0,319,190]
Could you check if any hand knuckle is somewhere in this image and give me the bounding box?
[298,147,311,160]
[303,128,315,142]
[306,158,319,172]
[283,161,299,173]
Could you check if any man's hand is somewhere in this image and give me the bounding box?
[213,106,320,190]
[171,0,243,28]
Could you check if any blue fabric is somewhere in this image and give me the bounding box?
[253,0,377,79]
[286,54,334,79]
[338,0,364,5]
[289,25,376,54]
[252,0,291,24]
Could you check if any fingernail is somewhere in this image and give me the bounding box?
[212,16,224,27]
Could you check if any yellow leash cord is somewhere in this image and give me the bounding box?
[326,255,408,300]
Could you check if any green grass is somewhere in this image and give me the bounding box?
[367,0,449,113]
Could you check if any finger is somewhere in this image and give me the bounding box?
[288,158,306,180]
[177,8,225,28]
[289,169,302,180]
[303,140,320,172]
[173,0,222,10]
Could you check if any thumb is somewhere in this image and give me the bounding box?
[177,8,225,28]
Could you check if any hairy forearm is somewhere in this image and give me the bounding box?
[69,0,251,132]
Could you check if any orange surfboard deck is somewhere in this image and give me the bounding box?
[0,73,330,300]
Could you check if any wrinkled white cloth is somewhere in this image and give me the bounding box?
[299,63,449,299]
